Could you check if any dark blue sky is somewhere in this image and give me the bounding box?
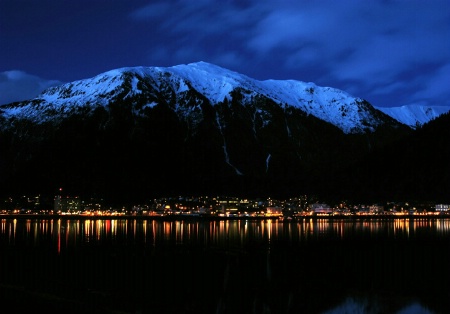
[1,0,449,107]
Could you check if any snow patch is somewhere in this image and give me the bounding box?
[375,105,450,128]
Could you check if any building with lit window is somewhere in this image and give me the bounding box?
[435,204,449,212]
[54,195,82,213]
[310,203,332,214]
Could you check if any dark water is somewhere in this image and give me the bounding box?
[1,217,449,313]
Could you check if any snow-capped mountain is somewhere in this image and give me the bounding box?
[375,105,450,129]
[0,61,417,203]
[0,61,400,134]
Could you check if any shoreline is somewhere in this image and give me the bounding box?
[1,213,448,221]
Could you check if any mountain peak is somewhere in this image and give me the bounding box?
[375,105,450,128]
[1,62,404,134]
[183,61,236,73]
[185,60,222,68]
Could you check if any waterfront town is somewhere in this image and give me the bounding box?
[1,192,449,218]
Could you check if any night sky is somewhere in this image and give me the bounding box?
[1,0,449,108]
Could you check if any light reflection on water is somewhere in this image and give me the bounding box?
[1,217,449,313]
[1,217,450,252]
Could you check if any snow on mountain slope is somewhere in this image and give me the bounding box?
[167,62,386,133]
[375,105,450,128]
[1,61,392,134]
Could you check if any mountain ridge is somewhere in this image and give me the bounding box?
[375,104,450,129]
[3,62,447,131]
[1,61,447,205]
[1,61,402,134]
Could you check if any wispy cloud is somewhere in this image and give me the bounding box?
[411,63,450,106]
[1,0,448,108]
[0,71,61,105]
[128,0,450,107]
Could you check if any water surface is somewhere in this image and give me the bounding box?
[1,217,449,313]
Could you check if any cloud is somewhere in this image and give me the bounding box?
[3,0,445,108]
[410,63,450,106]
[130,2,172,20]
[264,1,450,107]
[0,71,61,105]
[247,1,450,78]
[130,1,263,71]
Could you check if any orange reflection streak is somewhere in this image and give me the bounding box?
[240,220,246,245]
[211,221,217,244]
[394,218,407,237]
[332,221,343,239]
[222,221,227,243]
[430,218,448,234]
[274,220,279,239]
[406,219,410,238]
[175,221,182,244]
[84,220,91,242]
[152,220,156,246]
[73,220,79,246]
[244,220,248,239]
[41,219,47,236]
[105,220,111,240]
[164,221,171,241]
[316,219,330,235]
[217,221,222,242]
[259,220,264,238]
[369,220,381,234]
[219,221,225,241]
[193,221,197,241]
[142,220,147,243]
[187,222,192,241]
[195,222,199,240]
[33,220,38,245]
[111,220,117,240]
[97,220,102,241]
[393,219,399,236]
[66,220,70,248]
[300,221,305,241]
[57,219,61,254]
[413,218,418,233]
[436,219,444,233]
[267,219,272,243]
[12,219,16,242]
[5,220,10,242]
[443,219,450,233]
